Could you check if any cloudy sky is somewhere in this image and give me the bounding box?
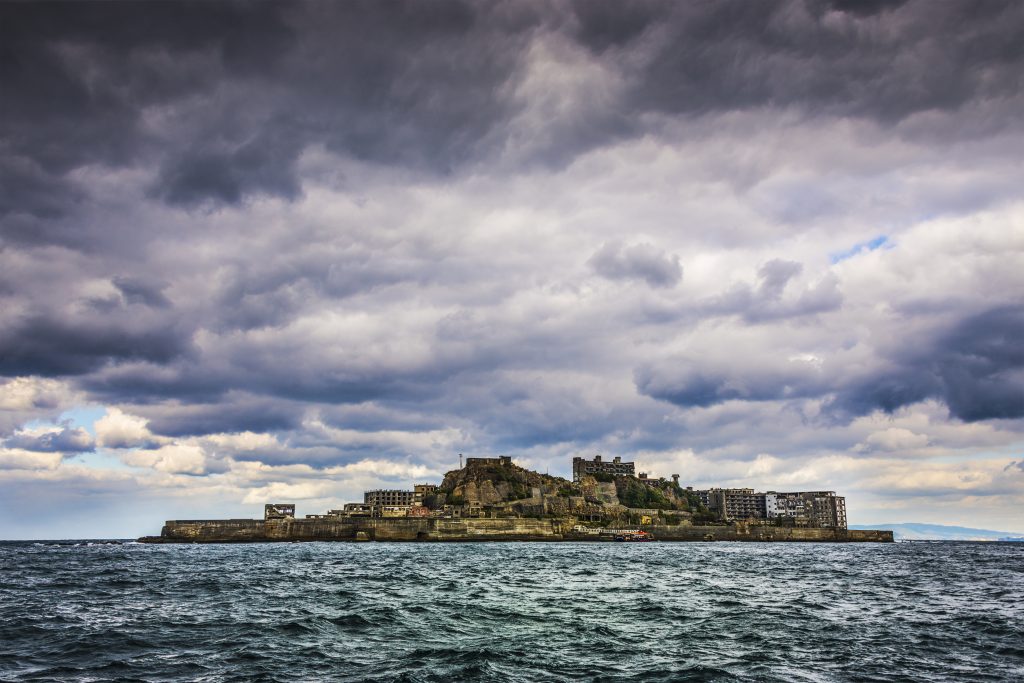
[2,0,1023,538]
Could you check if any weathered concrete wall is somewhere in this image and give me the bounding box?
[426,518,567,541]
[155,519,269,543]
[143,517,892,543]
[146,517,570,543]
[635,524,893,543]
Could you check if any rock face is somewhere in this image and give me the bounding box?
[578,478,619,505]
[439,458,567,506]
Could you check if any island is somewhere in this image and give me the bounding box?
[139,455,893,543]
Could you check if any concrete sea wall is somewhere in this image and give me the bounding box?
[142,518,892,543]
[637,524,892,543]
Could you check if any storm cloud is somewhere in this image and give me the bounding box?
[1,0,1023,536]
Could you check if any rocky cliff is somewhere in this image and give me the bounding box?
[430,457,700,522]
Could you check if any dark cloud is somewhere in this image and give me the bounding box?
[112,277,171,309]
[3,422,94,453]
[639,305,1024,423]
[3,0,1022,224]
[0,1,297,220]
[588,242,682,288]
[628,1,1024,122]
[136,394,304,439]
[80,361,228,404]
[570,0,668,53]
[0,313,193,377]
[635,361,825,409]
[0,0,1021,497]
[885,305,1023,422]
[828,0,910,17]
[155,134,304,207]
[827,306,1024,422]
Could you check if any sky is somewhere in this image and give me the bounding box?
[1,0,1023,539]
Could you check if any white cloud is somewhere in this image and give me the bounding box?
[0,377,73,411]
[857,427,930,453]
[241,481,333,504]
[0,448,63,471]
[95,408,159,449]
[121,443,209,475]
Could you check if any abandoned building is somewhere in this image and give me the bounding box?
[572,454,635,482]
[364,489,415,507]
[689,487,848,529]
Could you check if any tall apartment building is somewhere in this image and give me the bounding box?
[572,455,635,482]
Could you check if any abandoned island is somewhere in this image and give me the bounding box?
[140,454,893,543]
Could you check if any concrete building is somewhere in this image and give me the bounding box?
[264,503,295,520]
[694,488,767,521]
[339,503,372,517]
[572,455,635,482]
[639,472,681,485]
[766,491,847,529]
[465,456,513,467]
[364,489,415,507]
[413,484,438,505]
[691,487,848,529]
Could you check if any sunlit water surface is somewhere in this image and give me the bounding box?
[1,541,1022,682]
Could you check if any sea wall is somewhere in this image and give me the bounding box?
[142,517,892,543]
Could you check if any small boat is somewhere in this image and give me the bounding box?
[614,530,655,542]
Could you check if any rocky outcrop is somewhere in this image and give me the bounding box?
[579,478,620,505]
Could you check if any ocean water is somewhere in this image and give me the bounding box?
[1,541,1022,682]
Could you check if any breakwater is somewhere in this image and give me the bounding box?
[140,517,892,543]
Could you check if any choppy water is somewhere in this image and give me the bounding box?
[1,541,1022,682]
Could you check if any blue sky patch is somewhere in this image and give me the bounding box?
[830,235,891,264]
[58,406,109,437]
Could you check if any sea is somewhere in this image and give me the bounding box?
[0,541,1021,682]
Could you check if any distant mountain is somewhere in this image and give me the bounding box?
[849,522,1024,541]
